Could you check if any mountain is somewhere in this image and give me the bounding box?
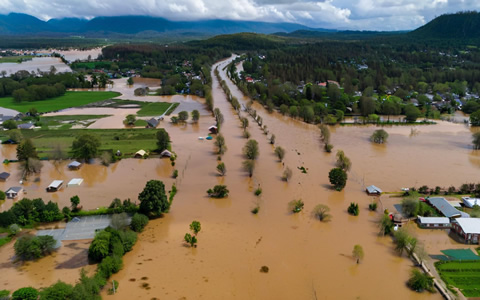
[0,13,317,36]
[410,11,480,39]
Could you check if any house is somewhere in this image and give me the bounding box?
[462,197,480,208]
[146,118,159,128]
[366,185,382,195]
[67,178,83,187]
[134,150,146,158]
[0,172,10,181]
[6,186,23,199]
[417,216,451,229]
[327,80,341,88]
[17,123,35,130]
[67,161,82,170]
[245,77,254,83]
[46,180,63,192]
[208,125,218,134]
[427,197,467,218]
[161,150,173,157]
[452,218,480,244]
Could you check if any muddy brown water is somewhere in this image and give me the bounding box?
[0,57,72,76]
[1,55,477,298]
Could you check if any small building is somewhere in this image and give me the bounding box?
[427,197,464,218]
[417,216,451,229]
[0,172,10,181]
[160,150,173,157]
[146,118,159,128]
[208,125,218,134]
[17,123,35,130]
[462,197,480,208]
[134,150,146,158]
[245,77,254,83]
[366,185,382,195]
[67,178,83,187]
[452,218,480,244]
[67,161,82,170]
[6,186,23,199]
[46,180,63,192]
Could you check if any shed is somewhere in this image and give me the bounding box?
[134,150,146,158]
[462,197,480,208]
[6,186,23,199]
[208,125,218,134]
[160,150,172,157]
[17,123,35,130]
[0,172,10,181]
[417,216,450,228]
[452,218,480,244]
[366,185,382,195]
[428,197,463,218]
[67,161,82,170]
[146,118,159,128]
[67,178,83,187]
[46,180,63,192]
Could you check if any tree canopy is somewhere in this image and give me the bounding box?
[72,133,101,162]
[138,180,169,217]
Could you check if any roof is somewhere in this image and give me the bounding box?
[428,197,462,218]
[462,197,480,208]
[455,218,480,234]
[17,123,34,129]
[0,172,10,180]
[135,150,146,156]
[6,186,22,193]
[161,150,172,157]
[68,161,82,168]
[208,125,217,129]
[417,216,450,225]
[366,185,382,193]
[67,178,83,186]
[147,118,159,127]
[48,180,64,189]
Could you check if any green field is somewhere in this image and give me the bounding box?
[0,91,121,113]
[39,115,110,126]
[1,128,159,156]
[436,260,480,297]
[0,56,34,63]
[136,102,178,116]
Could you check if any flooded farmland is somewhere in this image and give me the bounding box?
[1,55,479,299]
[0,57,72,76]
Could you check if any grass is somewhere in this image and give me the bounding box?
[136,102,177,117]
[435,260,480,297]
[0,56,34,63]
[0,91,121,113]
[39,115,110,126]
[0,236,12,248]
[134,119,148,127]
[1,128,159,157]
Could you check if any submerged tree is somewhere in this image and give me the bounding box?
[243,139,259,160]
[274,146,285,162]
[216,162,226,176]
[191,110,200,123]
[138,180,169,217]
[328,168,347,191]
[352,244,364,264]
[214,134,227,155]
[335,150,351,172]
[312,204,331,222]
[407,269,435,293]
[282,166,293,182]
[473,132,480,150]
[156,128,170,152]
[370,129,389,144]
[242,160,255,177]
[379,213,394,236]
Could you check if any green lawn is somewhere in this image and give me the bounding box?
[436,260,480,297]
[0,56,34,63]
[39,115,110,127]
[134,119,148,127]
[0,236,12,248]
[0,91,121,113]
[1,128,159,156]
[136,102,177,116]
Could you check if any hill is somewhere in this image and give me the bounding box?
[410,11,480,39]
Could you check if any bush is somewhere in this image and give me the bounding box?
[207,185,229,198]
[289,199,304,213]
[14,235,56,261]
[369,202,378,211]
[39,281,73,300]
[401,198,419,218]
[370,129,389,144]
[216,162,226,176]
[407,269,435,293]
[9,224,20,236]
[12,287,38,300]
[118,230,137,253]
[97,255,123,279]
[274,146,285,161]
[110,212,129,230]
[312,204,331,221]
[0,190,5,200]
[184,233,197,247]
[282,167,292,182]
[130,213,149,232]
[254,187,262,196]
[348,202,360,216]
[172,169,178,178]
[88,230,111,262]
[328,168,347,191]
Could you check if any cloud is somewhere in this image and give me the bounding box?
[0,0,479,30]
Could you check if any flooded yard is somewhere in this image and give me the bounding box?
[0,57,72,76]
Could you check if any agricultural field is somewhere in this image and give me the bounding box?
[0,91,120,113]
[136,102,178,116]
[0,55,34,63]
[436,258,480,297]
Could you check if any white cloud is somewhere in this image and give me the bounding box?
[0,0,479,30]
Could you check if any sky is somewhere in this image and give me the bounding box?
[0,0,479,31]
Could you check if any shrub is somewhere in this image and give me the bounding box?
[14,235,56,261]
[97,255,123,279]
[172,169,178,178]
[312,204,331,222]
[328,168,347,191]
[12,287,38,300]
[243,139,259,160]
[251,206,260,214]
[369,202,378,211]
[88,230,111,262]
[40,281,73,300]
[242,160,255,177]
[407,269,435,293]
[348,202,360,216]
[9,224,20,236]
[0,190,5,200]
[254,187,262,196]
[274,146,285,161]
[110,212,129,230]
[282,167,292,182]
[243,130,251,139]
[130,213,149,232]
[401,198,418,218]
[289,199,304,213]
[118,230,137,252]
[184,233,197,247]
[216,162,226,176]
[207,185,229,198]
[370,129,389,144]
[189,221,201,235]
[324,143,333,153]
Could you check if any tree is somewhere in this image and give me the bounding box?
[14,235,56,261]
[39,281,74,300]
[8,129,23,143]
[214,134,227,155]
[379,213,394,236]
[242,160,255,177]
[16,139,38,162]
[130,213,149,232]
[88,230,111,262]
[70,195,80,211]
[184,233,197,247]
[2,119,16,130]
[124,114,136,125]
[328,168,347,191]
[111,213,129,230]
[335,150,351,172]
[189,221,201,235]
[289,199,304,213]
[312,204,331,222]
[138,180,169,217]
[127,77,134,85]
[405,105,420,122]
[319,124,331,144]
[370,129,389,144]
[243,139,259,160]
[472,132,480,149]
[352,245,364,264]
[270,134,276,145]
[12,287,38,300]
[156,128,170,152]
[348,202,360,216]
[191,110,200,123]
[274,146,285,161]
[282,167,293,182]
[72,133,101,162]
[401,198,418,218]
[241,117,249,129]
[216,162,226,176]
[214,108,224,127]
[178,111,189,122]
[407,269,434,293]
[393,228,417,257]
[206,185,229,198]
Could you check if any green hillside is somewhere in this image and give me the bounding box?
[410,11,480,39]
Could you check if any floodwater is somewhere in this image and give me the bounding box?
[0,57,72,76]
[1,55,478,299]
[43,107,139,129]
[52,48,103,62]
